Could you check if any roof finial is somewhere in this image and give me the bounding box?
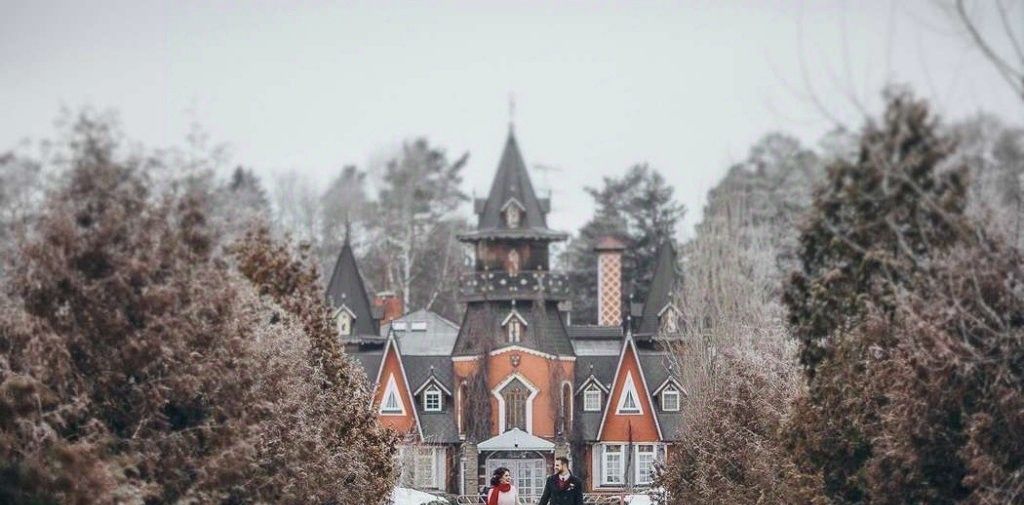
[343,216,352,245]
[508,91,516,133]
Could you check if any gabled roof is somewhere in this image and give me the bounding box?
[637,241,680,336]
[478,427,555,451]
[325,239,378,336]
[383,309,460,356]
[453,300,575,357]
[373,335,423,440]
[596,334,662,440]
[458,131,567,242]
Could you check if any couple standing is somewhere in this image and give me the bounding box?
[486,456,583,505]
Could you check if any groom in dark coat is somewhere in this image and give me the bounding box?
[538,456,584,505]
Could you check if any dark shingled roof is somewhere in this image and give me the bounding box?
[637,241,679,336]
[458,131,567,242]
[325,240,379,336]
[404,356,454,394]
[639,352,685,441]
[452,301,575,357]
[352,351,383,381]
[418,412,460,444]
[572,355,619,441]
[568,325,624,340]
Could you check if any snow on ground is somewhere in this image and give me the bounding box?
[390,487,444,505]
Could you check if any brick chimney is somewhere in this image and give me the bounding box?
[373,291,403,325]
[595,236,626,326]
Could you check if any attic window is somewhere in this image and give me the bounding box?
[661,385,680,412]
[507,318,522,343]
[583,385,602,411]
[659,305,680,333]
[336,309,354,336]
[502,310,527,343]
[616,374,642,415]
[506,205,521,228]
[424,385,442,412]
[380,375,404,415]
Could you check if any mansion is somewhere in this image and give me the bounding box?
[327,131,683,499]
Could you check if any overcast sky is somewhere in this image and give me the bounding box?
[2,0,1021,239]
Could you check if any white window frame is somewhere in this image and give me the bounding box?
[615,373,642,415]
[583,385,602,412]
[423,385,442,412]
[635,444,657,485]
[661,385,680,412]
[380,375,405,415]
[398,445,442,490]
[601,444,625,486]
[508,319,522,342]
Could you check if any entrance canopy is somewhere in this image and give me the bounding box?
[478,428,555,452]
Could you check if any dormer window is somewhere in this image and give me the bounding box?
[658,304,680,334]
[661,385,680,412]
[424,385,442,412]
[583,385,602,411]
[335,306,355,336]
[507,205,521,227]
[508,319,522,342]
[502,310,527,343]
[502,198,525,228]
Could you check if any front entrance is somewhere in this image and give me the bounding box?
[486,452,548,499]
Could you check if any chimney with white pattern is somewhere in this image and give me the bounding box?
[595,236,627,326]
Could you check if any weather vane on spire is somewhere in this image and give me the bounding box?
[508,91,516,132]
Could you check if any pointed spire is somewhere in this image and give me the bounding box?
[325,238,378,336]
[637,240,679,336]
[458,129,567,242]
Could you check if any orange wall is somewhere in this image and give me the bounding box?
[453,348,574,438]
[599,343,660,442]
[373,343,418,437]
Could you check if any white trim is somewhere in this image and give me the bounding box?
[423,385,442,412]
[634,444,658,485]
[656,303,678,318]
[372,336,424,439]
[333,304,357,319]
[500,197,526,212]
[615,373,642,415]
[583,384,602,412]
[596,335,664,440]
[650,377,684,396]
[575,375,610,395]
[413,376,453,396]
[500,310,529,327]
[491,372,540,434]
[600,444,625,486]
[660,386,680,412]
[451,355,480,362]
[489,345,553,361]
[560,380,573,431]
[380,375,405,415]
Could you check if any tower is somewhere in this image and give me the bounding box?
[453,130,573,357]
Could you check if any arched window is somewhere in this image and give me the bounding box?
[506,205,521,228]
[561,383,572,434]
[507,249,520,276]
[502,379,529,432]
[458,383,469,436]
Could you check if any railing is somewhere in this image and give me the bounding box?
[458,270,570,302]
[445,493,656,504]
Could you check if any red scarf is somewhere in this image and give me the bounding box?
[488,482,511,505]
